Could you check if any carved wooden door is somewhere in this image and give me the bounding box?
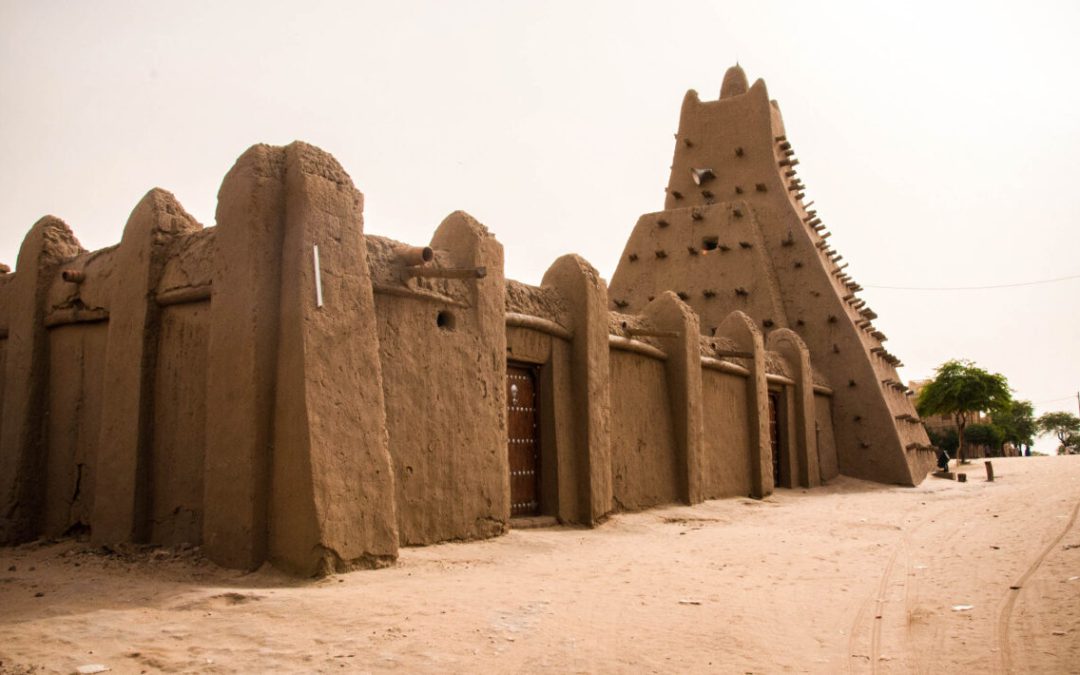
[507,364,540,517]
[769,391,781,487]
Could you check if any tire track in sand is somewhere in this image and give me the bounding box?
[869,536,906,674]
[847,533,905,674]
[903,517,966,675]
[846,518,920,674]
[995,490,1080,674]
[847,501,947,675]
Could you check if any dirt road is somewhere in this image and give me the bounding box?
[2,456,1078,673]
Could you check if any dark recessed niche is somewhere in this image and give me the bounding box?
[702,237,719,251]
[436,310,456,330]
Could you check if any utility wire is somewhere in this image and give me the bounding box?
[1033,394,1079,405]
[864,273,1080,291]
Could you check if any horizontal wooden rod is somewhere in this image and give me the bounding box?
[156,284,212,306]
[405,266,487,279]
[624,327,681,338]
[713,349,755,359]
[701,357,750,377]
[608,334,667,361]
[44,307,109,328]
[506,312,573,340]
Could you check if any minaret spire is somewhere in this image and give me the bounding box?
[720,63,749,98]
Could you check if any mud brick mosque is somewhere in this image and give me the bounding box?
[0,66,934,575]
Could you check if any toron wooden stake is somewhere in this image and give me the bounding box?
[61,269,85,284]
[394,245,434,267]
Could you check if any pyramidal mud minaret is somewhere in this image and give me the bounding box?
[610,65,934,486]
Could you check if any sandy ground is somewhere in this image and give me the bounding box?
[1,456,1078,674]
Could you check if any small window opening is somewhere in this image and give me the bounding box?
[702,237,719,251]
[436,310,456,330]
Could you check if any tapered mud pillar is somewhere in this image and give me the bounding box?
[716,310,771,498]
[641,292,705,504]
[92,190,201,544]
[268,143,399,575]
[0,217,83,544]
[767,329,819,488]
[203,145,286,570]
[428,210,509,532]
[542,255,612,524]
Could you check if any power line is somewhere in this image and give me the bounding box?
[1033,395,1078,405]
[864,273,1080,291]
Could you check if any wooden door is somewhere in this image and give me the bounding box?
[768,391,781,487]
[507,364,540,517]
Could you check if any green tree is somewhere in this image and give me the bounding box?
[1036,411,1080,455]
[916,360,1011,467]
[926,427,958,457]
[994,399,1037,455]
[964,423,1005,456]
[1067,432,1080,454]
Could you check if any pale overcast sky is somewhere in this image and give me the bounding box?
[1,1,1077,452]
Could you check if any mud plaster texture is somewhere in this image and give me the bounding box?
[0,67,930,574]
[371,212,509,547]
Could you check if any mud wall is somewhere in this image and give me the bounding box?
[700,368,753,499]
[44,322,107,536]
[0,143,403,576]
[373,288,508,546]
[150,302,209,545]
[369,213,508,547]
[609,348,679,511]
